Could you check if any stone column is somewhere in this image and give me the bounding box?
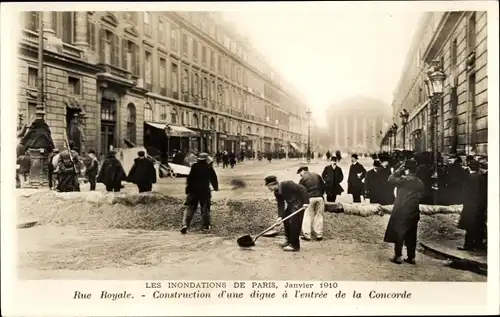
[362,117,367,150]
[73,11,89,50]
[344,117,348,150]
[42,12,56,36]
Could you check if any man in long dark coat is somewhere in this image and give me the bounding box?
[97,151,127,192]
[265,175,309,252]
[222,151,229,168]
[56,144,82,192]
[127,150,157,193]
[383,160,424,265]
[415,152,433,205]
[321,156,344,202]
[443,156,467,205]
[457,160,487,251]
[181,153,219,234]
[377,156,395,205]
[347,154,366,203]
[365,160,382,204]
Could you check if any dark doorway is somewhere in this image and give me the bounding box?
[100,97,117,156]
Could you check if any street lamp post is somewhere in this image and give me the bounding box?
[425,60,447,205]
[399,109,409,150]
[306,108,312,163]
[390,123,398,151]
[165,124,172,162]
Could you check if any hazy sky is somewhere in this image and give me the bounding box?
[222,10,422,126]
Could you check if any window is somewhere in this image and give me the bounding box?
[126,103,136,144]
[210,79,216,101]
[158,20,166,43]
[224,59,229,77]
[171,109,178,124]
[52,12,74,44]
[182,68,189,93]
[182,33,188,56]
[24,12,40,32]
[210,49,215,70]
[231,63,235,81]
[28,67,38,88]
[468,13,476,55]
[87,13,96,52]
[159,58,166,95]
[192,114,199,128]
[202,77,208,99]
[143,12,151,35]
[144,51,152,89]
[123,40,134,72]
[171,27,178,51]
[236,67,241,84]
[218,84,223,104]
[104,30,113,64]
[218,55,222,73]
[171,63,179,95]
[160,104,167,121]
[225,85,230,106]
[144,103,153,122]
[192,39,198,60]
[68,76,81,95]
[192,73,199,96]
[202,46,207,65]
[101,98,116,121]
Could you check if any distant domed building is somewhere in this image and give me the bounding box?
[324,96,392,153]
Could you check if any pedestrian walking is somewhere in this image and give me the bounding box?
[383,159,425,265]
[97,151,127,192]
[229,152,236,168]
[457,160,487,251]
[85,149,99,191]
[297,166,325,241]
[181,153,219,234]
[321,156,344,202]
[222,151,229,168]
[265,175,309,252]
[127,150,157,193]
[347,154,366,203]
[56,142,82,192]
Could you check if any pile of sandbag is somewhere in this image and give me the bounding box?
[342,203,384,217]
[377,204,463,215]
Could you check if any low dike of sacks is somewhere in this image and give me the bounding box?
[17,190,463,243]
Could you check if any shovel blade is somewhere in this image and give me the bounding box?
[237,235,255,247]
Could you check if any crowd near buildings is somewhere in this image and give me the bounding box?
[18,11,311,159]
[382,11,488,156]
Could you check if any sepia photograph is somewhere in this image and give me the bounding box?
[9,6,494,282]
[1,3,498,314]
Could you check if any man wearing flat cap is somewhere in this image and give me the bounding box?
[127,150,157,193]
[383,159,425,265]
[347,153,367,203]
[457,159,487,251]
[182,152,219,234]
[297,166,326,241]
[265,175,309,252]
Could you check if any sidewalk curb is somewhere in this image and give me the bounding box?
[419,241,487,275]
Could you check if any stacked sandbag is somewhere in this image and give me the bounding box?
[325,202,343,213]
[420,204,463,215]
[342,203,383,217]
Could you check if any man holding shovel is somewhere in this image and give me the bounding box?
[265,175,309,252]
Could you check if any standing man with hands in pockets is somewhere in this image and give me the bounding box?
[347,154,367,203]
[297,166,326,241]
[265,175,309,252]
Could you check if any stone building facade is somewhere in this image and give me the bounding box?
[386,11,488,156]
[18,11,309,156]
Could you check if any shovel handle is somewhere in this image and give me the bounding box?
[253,205,308,241]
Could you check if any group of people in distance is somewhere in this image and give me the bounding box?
[46,144,158,194]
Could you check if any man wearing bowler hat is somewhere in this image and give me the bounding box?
[347,153,367,203]
[265,175,309,252]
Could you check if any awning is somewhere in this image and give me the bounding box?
[289,142,300,151]
[145,121,197,137]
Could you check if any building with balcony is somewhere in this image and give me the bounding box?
[325,96,392,153]
[18,11,310,158]
[384,11,488,156]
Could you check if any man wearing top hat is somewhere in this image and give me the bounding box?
[347,153,367,203]
[321,156,344,203]
[383,159,425,265]
[365,160,382,204]
[182,152,219,234]
[264,175,309,252]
